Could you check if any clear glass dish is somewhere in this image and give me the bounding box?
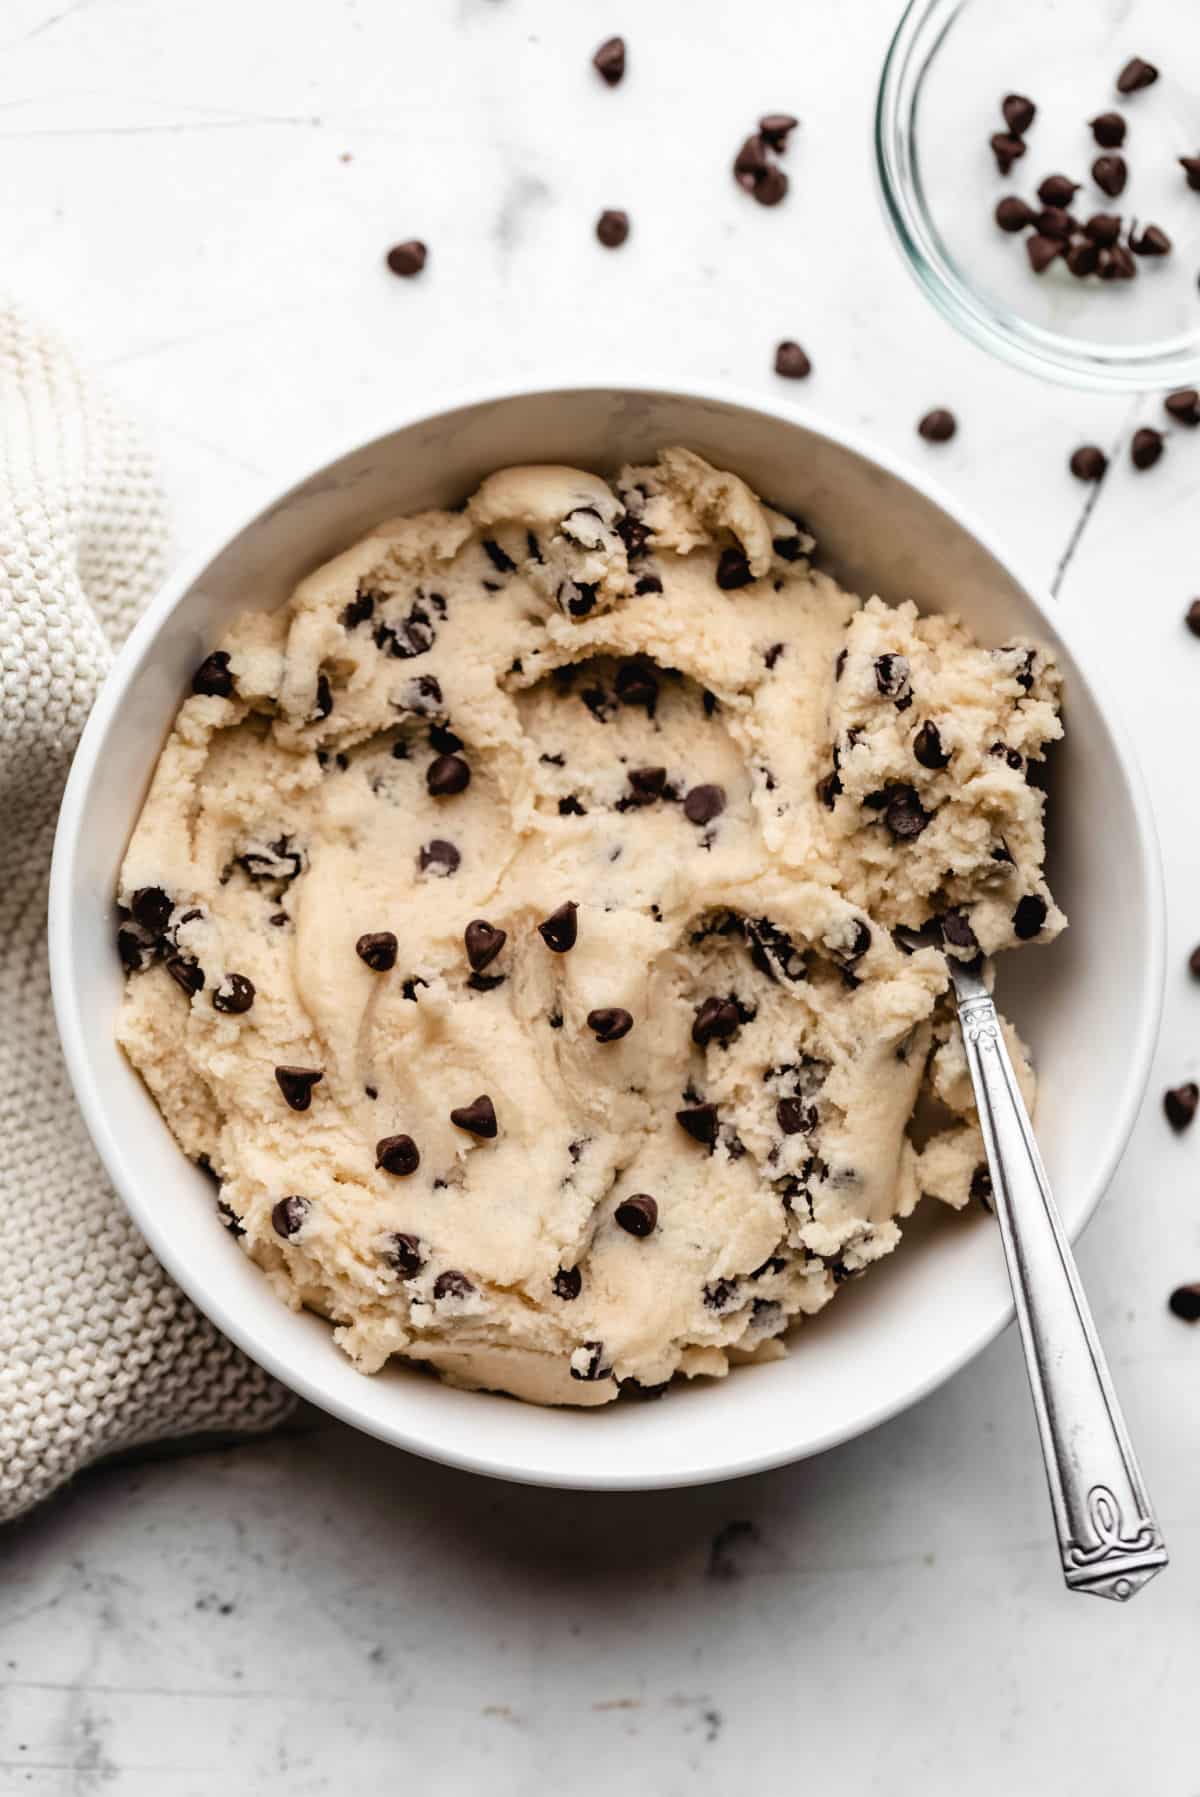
[876,0,1200,390]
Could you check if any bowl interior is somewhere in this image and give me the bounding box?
[51,385,1162,1488]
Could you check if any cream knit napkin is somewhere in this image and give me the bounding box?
[0,304,294,1524]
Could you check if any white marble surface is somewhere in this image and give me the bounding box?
[3,0,1200,1788]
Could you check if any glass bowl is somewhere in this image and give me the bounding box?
[876,0,1200,390]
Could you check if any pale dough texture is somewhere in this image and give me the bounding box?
[117,448,1065,1406]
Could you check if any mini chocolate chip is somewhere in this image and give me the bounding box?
[1099,243,1137,281]
[1166,388,1200,426]
[401,976,427,1002]
[874,653,911,702]
[995,195,1036,232]
[773,535,802,563]
[117,927,149,971]
[1069,444,1108,482]
[991,741,1024,770]
[418,839,460,876]
[634,574,663,596]
[774,340,811,379]
[1000,92,1036,134]
[1131,427,1164,469]
[1091,112,1126,148]
[311,672,333,721]
[734,132,769,189]
[1037,207,1076,242]
[816,769,842,810]
[1092,154,1127,197]
[356,931,398,972]
[596,208,630,248]
[990,132,1026,174]
[692,995,741,1046]
[481,538,515,574]
[274,1066,323,1110]
[777,1098,814,1135]
[464,919,506,972]
[1068,241,1100,277]
[386,240,426,277]
[433,1270,475,1301]
[426,753,471,797]
[676,1103,718,1147]
[553,1265,582,1300]
[538,901,578,953]
[1186,599,1200,637]
[1026,233,1063,273]
[130,886,172,932]
[1038,174,1079,208]
[429,722,464,754]
[271,1195,309,1238]
[212,973,255,1014]
[753,163,788,206]
[1169,1284,1200,1321]
[1180,156,1200,192]
[548,1009,564,1030]
[1130,223,1171,256]
[716,546,753,589]
[1085,212,1122,246]
[702,690,719,717]
[941,909,978,951]
[970,1164,993,1209]
[616,512,650,560]
[557,797,587,820]
[1116,56,1157,94]
[1165,1083,1199,1131]
[917,408,956,442]
[166,957,204,996]
[592,34,625,85]
[615,660,659,711]
[912,720,950,769]
[376,1134,420,1176]
[1012,894,1047,939]
[759,112,799,150]
[615,1194,658,1237]
[450,1094,497,1138]
[883,784,931,840]
[684,784,725,826]
[587,1007,634,1042]
[389,1233,424,1277]
[192,651,233,699]
[627,766,667,805]
[341,589,376,629]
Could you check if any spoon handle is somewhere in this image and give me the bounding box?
[953,968,1167,1602]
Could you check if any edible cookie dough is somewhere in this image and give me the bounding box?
[117,448,1065,1407]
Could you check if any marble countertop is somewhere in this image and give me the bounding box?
[3,0,1199,1789]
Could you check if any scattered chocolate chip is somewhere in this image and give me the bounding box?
[548,1009,564,1030]
[991,741,1024,770]
[418,839,460,876]
[874,653,912,703]
[1012,894,1047,939]
[271,1195,308,1238]
[538,901,578,953]
[389,1233,424,1277]
[716,546,754,589]
[883,784,931,840]
[311,672,333,721]
[130,886,172,933]
[615,1193,658,1237]
[1180,156,1200,193]
[1099,242,1137,281]
[917,407,956,442]
[1066,239,1100,278]
[1092,154,1127,197]
[428,722,463,755]
[1189,944,1200,978]
[634,573,663,596]
[587,1007,634,1042]
[1163,1081,1200,1135]
[970,1164,993,1209]
[1169,1283,1200,1322]
[733,132,769,190]
[692,996,741,1046]
[340,589,376,629]
[1037,206,1076,242]
[1069,444,1108,482]
[482,539,516,576]
[212,973,255,1014]
[1130,223,1171,256]
[166,957,204,996]
[191,651,233,699]
[1085,212,1122,247]
[1026,232,1063,273]
[1166,388,1200,425]
[386,240,426,277]
[912,720,950,769]
[676,1103,718,1147]
[990,132,1026,174]
[1091,112,1126,148]
[356,931,398,972]
[1186,599,1200,636]
[702,690,719,717]
[683,784,725,826]
[816,769,841,810]
[1131,426,1164,469]
[995,195,1036,232]
[596,208,630,248]
[774,340,811,379]
[752,164,788,206]
[217,1199,245,1237]
[1001,92,1036,134]
[117,927,150,971]
[401,976,428,1002]
[1038,173,1079,208]
[941,908,978,951]
[450,1094,497,1138]
[592,34,625,85]
[274,1066,323,1110]
[626,765,667,805]
[426,753,471,797]
[464,919,506,973]
[553,1265,582,1301]
[433,1270,475,1302]
[615,659,659,711]
[1116,56,1157,94]
[758,112,798,150]
[776,1097,814,1135]
[376,1134,420,1176]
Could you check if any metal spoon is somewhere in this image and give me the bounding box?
[950,955,1167,1601]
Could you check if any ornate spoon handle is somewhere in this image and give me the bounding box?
[950,960,1167,1602]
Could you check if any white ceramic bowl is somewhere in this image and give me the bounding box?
[50,381,1164,1490]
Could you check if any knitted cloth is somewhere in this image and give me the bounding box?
[0,305,294,1524]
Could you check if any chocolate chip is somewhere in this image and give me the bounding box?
[341,589,376,629]
[192,651,234,698]
[587,1007,634,1042]
[734,132,769,190]
[1131,426,1164,469]
[702,690,719,717]
[433,1270,475,1302]
[1037,207,1076,242]
[1012,894,1047,939]
[1169,1282,1200,1323]
[553,1265,582,1300]
[1092,154,1127,197]
[356,931,398,973]
[1099,243,1137,281]
[1165,1082,1199,1132]
[271,1195,308,1238]
[1116,56,1157,94]
[753,164,788,206]
[990,133,1026,175]
[538,901,578,953]
[596,208,630,248]
[776,1098,814,1135]
[676,1103,718,1147]
[376,1134,420,1176]
[117,927,150,971]
[428,722,463,755]
[704,1277,740,1310]
[692,996,741,1046]
[912,720,950,769]
[212,973,255,1014]
[166,957,204,996]
[941,909,978,952]
[774,340,811,379]
[1180,156,1200,192]
[1189,944,1200,978]
[1130,223,1171,256]
[758,112,798,150]
[311,672,333,721]
[426,753,471,797]
[991,741,1023,770]
[1037,174,1079,208]
[1026,232,1063,273]
[217,1198,245,1237]
[684,784,725,826]
[995,195,1036,232]
[883,784,931,841]
[615,659,659,711]
[1165,388,1200,425]
[274,1066,323,1110]
[386,240,427,277]
[917,408,956,442]
[130,886,172,933]
[592,34,625,85]
[464,919,506,973]
[627,765,667,804]
[716,546,753,589]
[1067,447,1106,488]
[467,970,505,992]
[874,653,911,703]
[816,769,841,810]
[1001,93,1036,135]
[450,1094,497,1138]
[401,976,427,1003]
[634,574,663,596]
[1085,212,1122,247]
[389,1233,424,1276]
[1186,599,1200,636]
[418,839,460,876]
[970,1164,993,1209]
[615,1193,658,1237]
[570,1339,609,1381]
[1091,112,1126,148]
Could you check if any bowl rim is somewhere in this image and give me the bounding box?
[49,375,1166,1489]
